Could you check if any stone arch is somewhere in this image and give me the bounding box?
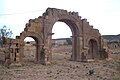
[87,37,100,59]
[23,37,37,62]
[43,8,82,61]
[18,31,43,63]
[50,20,79,61]
[48,19,80,36]
[19,31,42,43]
[10,8,104,65]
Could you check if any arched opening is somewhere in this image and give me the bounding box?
[88,39,99,59]
[51,21,72,62]
[23,37,37,63]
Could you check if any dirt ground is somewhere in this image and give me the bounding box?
[0,45,120,80]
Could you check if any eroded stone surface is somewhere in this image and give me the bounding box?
[5,8,108,64]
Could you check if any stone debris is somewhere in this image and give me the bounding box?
[0,52,119,80]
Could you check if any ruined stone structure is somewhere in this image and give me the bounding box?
[8,8,106,64]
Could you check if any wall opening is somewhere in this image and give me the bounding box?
[88,39,98,59]
[51,21,72,62]
[23,37,37,63]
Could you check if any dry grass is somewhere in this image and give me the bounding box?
[0,45,120,80]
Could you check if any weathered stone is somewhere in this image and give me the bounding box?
[4,8,108,65]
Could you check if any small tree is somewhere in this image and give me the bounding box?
[0,26,13,46]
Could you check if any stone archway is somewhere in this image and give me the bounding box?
[43,8,82,62]
[44,9,82,62]
[17,31,44,64]
[51,21,77,62]
[21,36,39,63]
[10,8,105,65]
[51,21,72,61]
[87,39,99,59]
[23,37,37,63]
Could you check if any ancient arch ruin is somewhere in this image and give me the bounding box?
[9,8,106,64]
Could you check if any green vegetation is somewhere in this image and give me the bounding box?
[0,25,12,46]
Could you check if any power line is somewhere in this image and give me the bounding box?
[0,9,45,16]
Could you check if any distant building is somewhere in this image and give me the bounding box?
[52,38,72,46]
[52,38,67,46]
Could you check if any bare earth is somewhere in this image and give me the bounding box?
[0,45,120,80]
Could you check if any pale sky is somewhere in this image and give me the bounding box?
[0,0,120,39]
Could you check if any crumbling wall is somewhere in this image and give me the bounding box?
[1,8,107,65]
[0,48,5,63]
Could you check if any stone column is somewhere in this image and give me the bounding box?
[35,44,41,63]
[19,43,24,63]
[81,47,89,61]
[45,33,54,64]
[37,44,45,64]
[71,35,81,61]
[10,43,22,67]
[38,43,51,65]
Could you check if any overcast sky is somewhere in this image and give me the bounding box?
[0,0,120,39]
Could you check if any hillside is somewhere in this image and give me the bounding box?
[102,34,120,41]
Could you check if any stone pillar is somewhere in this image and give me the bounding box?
[10,43,22,67]
[81,47,89,61]
[37,44,45,64]
[37,43,50,65]
[37,32,54,65]
[15,48,20,62]
[44,46,51,64]
[45,33,54,64]
[71,35,81,61]
[76,35,82,61]
[19,43,24,63]
[35,44,43,63]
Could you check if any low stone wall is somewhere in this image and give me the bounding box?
[0,48,5,63]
